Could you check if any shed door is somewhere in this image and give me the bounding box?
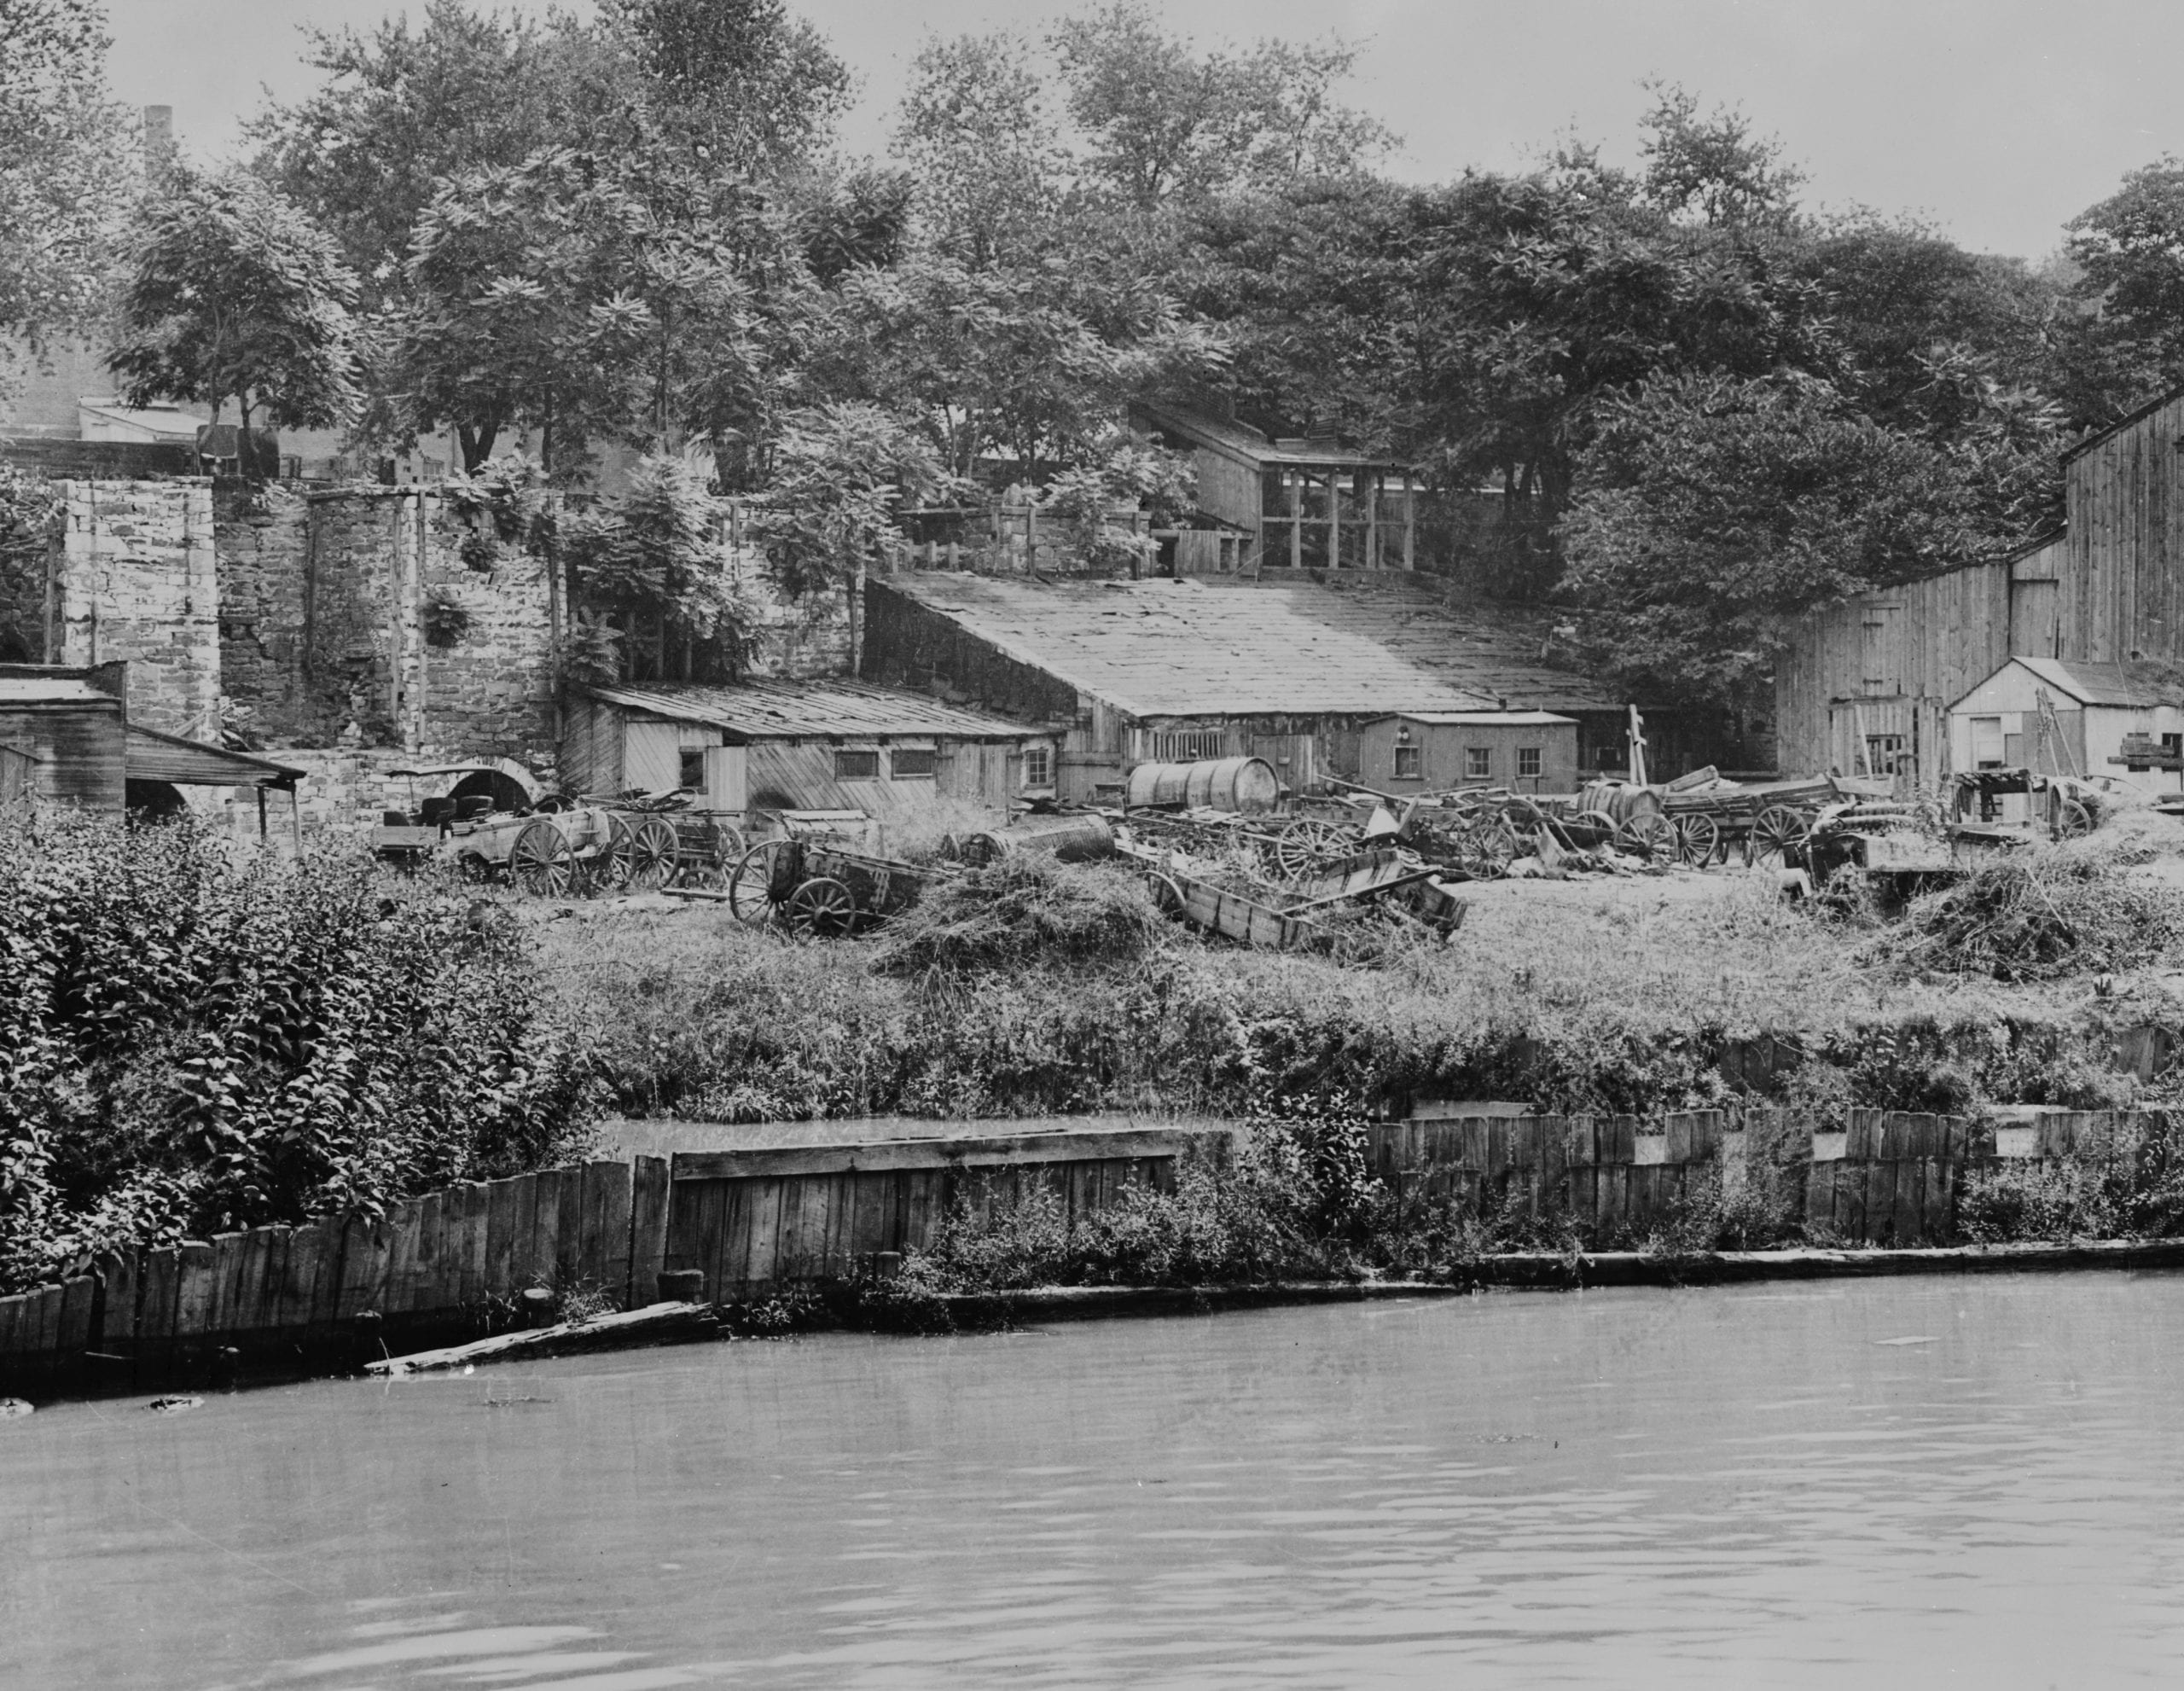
[704,745,746,812]
[624,722,682,794]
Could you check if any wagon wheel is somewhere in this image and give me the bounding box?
[623,816,680,891]
[678,819,745,889]
[785,875,857,941]
[1147,873,1188,915]
[1671,813,1721,868]
[2053,798,2094,841]
[1458,816,1519,877]
[1614,813,1677,859]
[1272,817,1350,880]
[508,818,575,897]
[727,840,791,926]
[581,814,634,893]
[1745,805,1809,869]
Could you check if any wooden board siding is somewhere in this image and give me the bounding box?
[2061,391,2184,665]
[1774,555,2024,780]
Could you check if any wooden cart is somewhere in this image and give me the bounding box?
[723,835,957,938]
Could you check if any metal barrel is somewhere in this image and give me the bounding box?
[1124,757,1282,815]
[1576,779,1664,825]
[961,813,1117,866]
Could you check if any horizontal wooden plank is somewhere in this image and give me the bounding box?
[671,1128,1224,1183]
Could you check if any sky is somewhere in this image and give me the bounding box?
[100,0,2184,259]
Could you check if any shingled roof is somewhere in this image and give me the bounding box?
[878,573,1622,719]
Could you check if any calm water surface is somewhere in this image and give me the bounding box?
[4,1272,2183,1689]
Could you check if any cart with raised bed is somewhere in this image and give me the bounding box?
[600,799,747,892]
[723,834,958,938]
[1658,776,1841,869]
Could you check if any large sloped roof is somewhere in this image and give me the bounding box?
[2001,656,2184,708]
[880,572,1623,718]
[584,677,1040,741]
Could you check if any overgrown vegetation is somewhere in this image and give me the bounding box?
[0,812,598,1292]
[1885,845,2184,982]
[872,855,1166,977]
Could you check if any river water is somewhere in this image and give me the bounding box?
[5,1271,2183,1689]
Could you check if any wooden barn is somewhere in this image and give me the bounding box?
[1131,401,1420,575]
[1355,711,1581,795]
[862,572,1637,805]
[562,678,1054,834]
[1777,379,2184,785]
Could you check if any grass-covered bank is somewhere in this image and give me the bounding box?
[548,846,2184,1131]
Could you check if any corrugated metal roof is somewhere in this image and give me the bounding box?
[584,678,1042,741]
[880,573,1623,718]
[125,726,304,787]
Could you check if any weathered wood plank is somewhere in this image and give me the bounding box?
[484,1176,522,1302]
[56,1276,96,1355]
[96,1248,139,1349]
[579,1161,631,1294]
[668,1129,1220,1183]
[555,1165,584,1287]
[527,1171,563,1291]
[628,1157,671,1309]
[380,1200,421,1316]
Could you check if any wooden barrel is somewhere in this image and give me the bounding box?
[1125,757,1281,815]
[1577,779,1664,825]
[961,813,1116,866]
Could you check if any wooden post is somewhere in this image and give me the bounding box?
[1327,470,1341,569]
[288,785,302,854]
[1288,473,1301,570]
[1402,475,1415,570]
[256,786,268,844]
[1365,472,1380,570]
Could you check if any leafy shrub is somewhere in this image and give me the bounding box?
[1890,851,2184,981]
[1958,1112,2184,1244]
[873,854,1166,976]
[0,812,599,1290]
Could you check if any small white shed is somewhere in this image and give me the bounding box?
[1947,657,2184,795]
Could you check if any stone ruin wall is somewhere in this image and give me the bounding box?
[47,479,221,740]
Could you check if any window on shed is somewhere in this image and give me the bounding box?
[678,747,706,790]
[1517,747,1542,779]
[1464,747,1491,780]
[1392,745,1422,780]
[891,747,937,778]
[1151,729,1227,762]
[1022,745,1054,788]
[834,748,880,781]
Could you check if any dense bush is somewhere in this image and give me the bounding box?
[873,854,1166,976]
[1888,850,2184,981]
[0,812,599,1291]
[1958,1112,2184,1244]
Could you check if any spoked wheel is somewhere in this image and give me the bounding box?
[1671,813,1721,868]
[1272,818,1350,880]
[727,840,792,926]
[1457,816,1519,877]
[785,876,857,940]
[1746,805,1809,869]
[623,816,680,891]
[583,815,634,894]
[1147,873,1188,916]
[1615,813,1678,859]
[1573,809,1620,848]
[2053,798,2094,841]
[508,818,575,897]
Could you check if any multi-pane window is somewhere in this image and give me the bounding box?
[1022,745,1054,788]
[834,749,880,780]
[1392,746,1422,780]
[1517,747,1542,779]
[678,747,706,789]
[1465,747,1491,780]
[891,748,937,778]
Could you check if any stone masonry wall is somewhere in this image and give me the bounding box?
[50,479,220,739]
[213,484,558,769]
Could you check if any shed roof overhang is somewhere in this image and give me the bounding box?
[125,726,304,789]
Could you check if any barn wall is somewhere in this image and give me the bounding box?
[0,703,125,809]
[2060,392,2184,665]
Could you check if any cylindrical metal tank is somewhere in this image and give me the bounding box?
[1124,757,1281,815]
[960,812,1117,866]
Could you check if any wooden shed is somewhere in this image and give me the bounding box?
[1948,656,2184,794]
[0,662,128,810]
[1356,711,1580,795]
[562,677,1054,835]
[1131,401,1418,574]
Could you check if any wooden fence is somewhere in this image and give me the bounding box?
[0,1129,1207,1393]
[0,1110,2160,1394]
[664,1128,1203,1303]
[1373,1106,2148,1248]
